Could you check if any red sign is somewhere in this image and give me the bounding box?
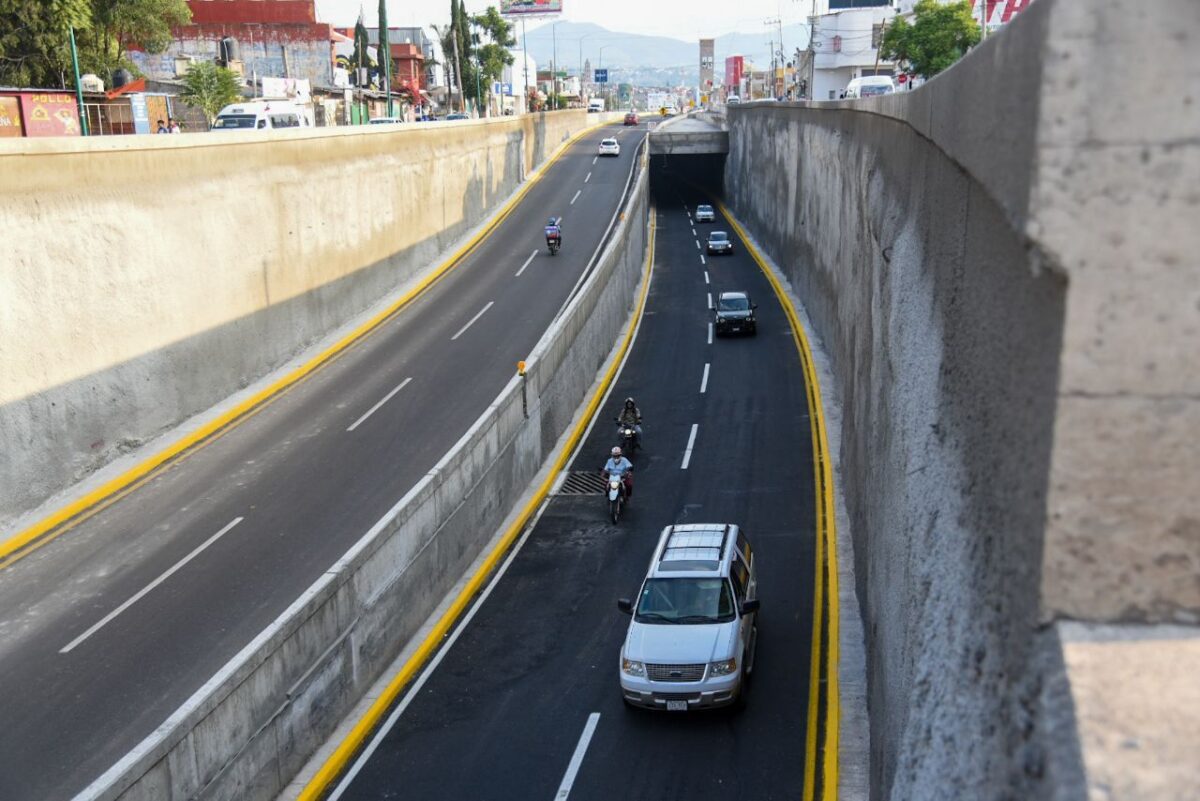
[17,93,81,137]
[897,73,908,84]
[0,96,23,137]
[724,55,744,93]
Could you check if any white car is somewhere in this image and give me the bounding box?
[618,524,759,711]
[695,204,715,223]
[598,138,621,157]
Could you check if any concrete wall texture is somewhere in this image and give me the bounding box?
[77,146,650,801]
[0,110,614,532]
[722,0,1197,799]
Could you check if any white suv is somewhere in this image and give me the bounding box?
[617,524,759,710]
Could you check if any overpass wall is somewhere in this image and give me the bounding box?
[0,111,620,530]
[722,0,1197,798]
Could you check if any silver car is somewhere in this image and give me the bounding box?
[618,524,759,711]
[695,204,715,223]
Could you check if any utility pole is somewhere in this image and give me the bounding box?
[980,0,988,39]
[452,15,464,113]
[522,18,530,113]
[68,26,88,136]
[808,0,817,102]
[552,22,558,110]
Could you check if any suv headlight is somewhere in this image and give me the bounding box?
[709,657,738,676]
[622,658,646,677]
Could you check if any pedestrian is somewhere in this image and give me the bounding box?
[168,117,181,134]
[156,118,168,133]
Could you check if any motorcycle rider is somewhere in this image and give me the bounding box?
[545,216,562,249]
[615,397,642,450]
[603,446,634,499]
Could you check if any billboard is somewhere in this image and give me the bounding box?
[15,92,81,137]
[724,55,744,94]
[500,0,563,16]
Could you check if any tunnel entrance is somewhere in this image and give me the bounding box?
[649,153,727,208]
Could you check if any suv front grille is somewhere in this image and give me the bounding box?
[647,663,706,682]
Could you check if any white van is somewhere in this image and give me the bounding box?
[587,98,605,113]
[843,75,896,99]
[211,100,312,131]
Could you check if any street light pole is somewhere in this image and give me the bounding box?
[551,22,559,110]
[521,18,530,113]
[598,45,610,106]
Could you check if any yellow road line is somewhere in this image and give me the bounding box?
[297,198,656,801]
[0,117,619,570]
[717,201,840,801]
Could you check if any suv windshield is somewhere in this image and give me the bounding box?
[698,205,713,213]
[718,295,749,311]
[709,232,727,242]
[635,578,736,624]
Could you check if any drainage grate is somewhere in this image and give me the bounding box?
[558,471,609,495]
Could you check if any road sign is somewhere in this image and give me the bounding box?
[594,68,608,84]
[897,73,908,84]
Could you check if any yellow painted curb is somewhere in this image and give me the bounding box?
[297,198,656,801]
[0,116,620,570]
[716,201,840,801]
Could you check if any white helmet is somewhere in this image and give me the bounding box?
[611,446,622,457]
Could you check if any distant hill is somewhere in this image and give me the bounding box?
[519,20,811,84]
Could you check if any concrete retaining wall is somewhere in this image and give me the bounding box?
[77,148,650,801]
[722,0,1196,798]
[0,110,620,532]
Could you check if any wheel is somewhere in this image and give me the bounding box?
[610,499,620,524]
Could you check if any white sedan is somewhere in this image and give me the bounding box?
[598,138,621,157]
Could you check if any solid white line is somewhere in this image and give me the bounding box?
[554,713,601,800]
[451,301,495,341]
[585,171,592,183]
[707,292,713,309]
[61,517,244,654]
[700,254,706,265]
[346,377,413,432]
[704,271,710,285]
[700,363,710,394]
[327,505,552,800]
[708,323,714,345]
[681,424,699,470]
[570,189,582,205]
[515,249,538,277]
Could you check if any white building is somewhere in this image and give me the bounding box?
[896,0,1034,35]
[504,50,538,109]
[812,4,896,101]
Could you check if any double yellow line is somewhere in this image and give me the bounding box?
[298,204,657,800]
[717,202,840,801]
[0,118,618,571]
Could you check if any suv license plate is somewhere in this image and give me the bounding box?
[666,700,688,712]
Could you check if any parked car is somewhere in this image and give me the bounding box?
[624,111,639,126]
[369,117,403,125]
[706,231,733,255]
[599,138,621,157]
[444,112,470,121]
[618,524,759,711]
[714,291,758,337]
[695,204,715,223]
[726,95,741,105]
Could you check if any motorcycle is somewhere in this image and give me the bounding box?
[606,473,627,524]
[546,234,561,256]
[615,418,639,456]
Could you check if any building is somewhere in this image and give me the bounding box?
[504,50,538,110]
[811,3,896,101]
[896,0,1034,34]
[0,90,82,137]
[723,55,744,100]
[128,0,336,89]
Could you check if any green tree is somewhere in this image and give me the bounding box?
[179,60,241,125]
[81,0,191,81]
[879,0,980,79]
[0,0,91,87]
[469,6,514,111]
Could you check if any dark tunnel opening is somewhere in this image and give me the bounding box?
[649,153,727,208]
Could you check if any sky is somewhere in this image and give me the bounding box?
[315,0,822,41]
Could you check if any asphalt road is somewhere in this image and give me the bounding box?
[0,122,646,801]
[332,163,817,801]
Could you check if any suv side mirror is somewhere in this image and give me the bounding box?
[617,598,633,615]
[739,599,760,616]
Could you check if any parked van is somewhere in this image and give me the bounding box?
[211,100,312,131]
[843,75,895,99]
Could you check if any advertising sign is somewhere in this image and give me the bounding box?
[594,68,608,84]
[500,0,563,16]
[17,92,80,137]
[0,96,23,137]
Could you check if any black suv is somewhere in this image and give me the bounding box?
[714,291,758,337]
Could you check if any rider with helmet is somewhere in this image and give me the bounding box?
[603,446,634,499]
[616,397,642,449]
[545,216,562,250]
